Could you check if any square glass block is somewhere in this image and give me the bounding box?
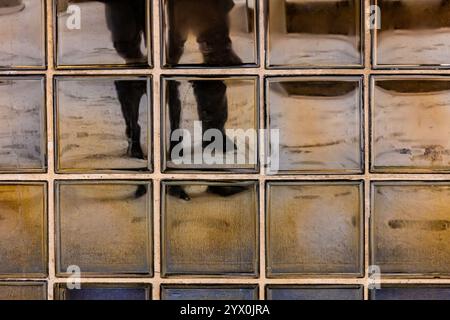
[371,182,450,276]
[0,0,45,68]
[0,183,47,277]
[55,77,151,172]
[56,181,153,277]
[266,182,364,277]
[162,0,258,67]
[371,76,450,173]
[373,0,450,68]
[266,285,363,300]
[266,77,363,174]
[162,181,259,277]
[0,282,47,300]
[162,77,258,172]
[370,286,450,300]
[267,0,363,68]
[0,77,46,172]
[55,0,150,68]
[54,283,151,300]
[161,285,258,300]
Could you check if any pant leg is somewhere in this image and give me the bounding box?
[166,0,188,65]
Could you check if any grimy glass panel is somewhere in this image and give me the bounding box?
[161,285,258,300]
[266,285,364,300]
[56,181,152,276]
[55,0,150,67]
[372,183,450,276]
[267,182,363,276]
[162,77,258,172]
[370,286,450,300]
[371,77,450,173]
[0,0,45,68]
[267,77,363,174]
[0,77,46,172]
[0,282,47,300]
[374,0,450,68]
[0,184,47,277]
[267,0,362,68]
[162,0,258,67]
[54,284,151,300]
[55,77,151,172]
[162,181,258,277]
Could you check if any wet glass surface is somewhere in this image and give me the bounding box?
[56,181,153,277]
[267,0,363,68]
[266,285,363,300]
[162,77,258,172]
[0,282,47,300]
[161,285,258,300]
[267,77,363,174]
[55,77,151,172]
[0,183,47,277]
[374,0,450,68]
[0,0,45,68]
[55,284,151,300]
[371,182,450,276]
[162,0,257,67]
[0,77,46,172]
[371,76,450,172]
[370,286,450,300]
[266,182,363,277]
[55,0,150,67]
[161,181,258,277]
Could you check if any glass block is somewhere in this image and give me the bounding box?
[54,283,151,300]
[56,181,153,277]
[0,0,45,68]
[55,77,151,172]
[267,0,363,68]
[162,77,258,172]
[162,181,259,277]
[266,77,363,174]
[373,0,450,68]
[266,285,363,300]
[162,0,258,67]
[0,183,47,277]
[0,77,46,172]
[370,286,450,300]
[371,76,450,173]
[55,0,150,68]
[266,182,364,277]
[161,285,258,300]
[0,282,47,300]
[371,182,450,276]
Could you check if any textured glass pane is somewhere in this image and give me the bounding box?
[55,77,151,172]
[55,284,151,300]
[0,77,46,172]
[371,77,450,172]
[161,285,258,300]
[162,0,257,67]
[0,282,47,300]
[0,184,47,277]
[374,0,450,68]
[267,285,363,300]
[370,286,450,300]
[372,183,450,276]
[56,181,152,276]
[55,0,150,67]
[162,77,258,172]
[267,77,363,174]
[267,182,363,276]
[267,0,362,68]
[0,0,45,68]
[162,181,258,277]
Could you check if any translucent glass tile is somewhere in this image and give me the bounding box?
[56,181,153,277]
[161,181,259,277]
[266,285,364,300]
[266,182,364,277]
[161,285,258,300]
[370,286,450,300]
[266,77,363,174]
[55,77,151,172]
[54,284,151,300]
[0,282,47,300]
